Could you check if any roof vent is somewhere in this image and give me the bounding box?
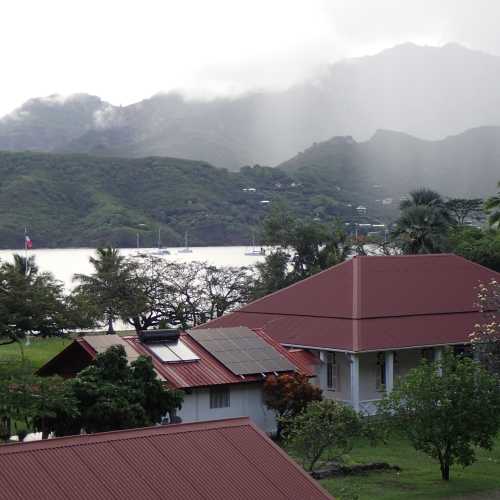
[139,329,180,344]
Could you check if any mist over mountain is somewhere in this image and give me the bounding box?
[2,43,500,169]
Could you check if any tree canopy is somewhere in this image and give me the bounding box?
[0,255,73,346]
[379,352,500,481]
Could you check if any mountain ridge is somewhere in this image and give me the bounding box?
[2,43,500,169]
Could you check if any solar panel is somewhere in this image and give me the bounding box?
[148,340,200,363]
[190,327,295,376]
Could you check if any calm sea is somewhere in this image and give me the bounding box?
[0,246,265,291]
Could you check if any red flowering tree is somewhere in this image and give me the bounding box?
[263,373,322,439]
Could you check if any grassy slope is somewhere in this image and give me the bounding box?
[319,435,500,500]
[0,337,72,370]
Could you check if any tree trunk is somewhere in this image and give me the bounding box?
[440,460,450,481]
[107,316,115,335]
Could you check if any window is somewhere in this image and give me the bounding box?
[376,352,386,391]
[210,386,230,409]
[326,352,338,391]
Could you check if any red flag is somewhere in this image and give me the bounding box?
[25,234,33,249]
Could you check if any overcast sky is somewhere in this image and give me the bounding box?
[2,0,500,116]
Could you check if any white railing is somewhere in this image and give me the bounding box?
[359,399,382,415]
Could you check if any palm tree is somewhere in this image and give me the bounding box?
[3,254,38,277]
[485,181,500,228]
[393,205,449,254]
[394,189,451,254]
[74,247,131,334]
[400,188,449,214]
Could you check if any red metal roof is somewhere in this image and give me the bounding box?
[200,254,500,352]
[38,328,315,389]
[0,418,332,500]
[124,328,315,389]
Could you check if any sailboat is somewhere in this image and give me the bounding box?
[132,232,149,258]
[177,231,193,254]
[151,227,170,255]
[244,232,265,256]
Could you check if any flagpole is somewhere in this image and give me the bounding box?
[24,226,31,346]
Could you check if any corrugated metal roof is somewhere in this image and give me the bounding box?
[199,255,500,352]
[124,328,313,389]
[84,334,141,362]
[0,418,332,500]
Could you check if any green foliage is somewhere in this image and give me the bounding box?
[120,257,254,331]
[0,360,78,441]
[319,433,500,500]
[0,151,382,249]
[379,352,500,481]
[263,373,322,439]
[254,205,350,296]
[0,254,74,346]
[449,226,500,271]
[285,399,362,472]
[68,345,183,434]
[485,181,500,228]
[393,189,451,254]
[446,198,483,225]
[73,247,139,333]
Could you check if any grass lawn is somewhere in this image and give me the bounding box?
[318,434,500,500]
[0,337,72,370]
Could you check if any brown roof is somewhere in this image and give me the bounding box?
[0,418,332,500]
[200,254,500,352]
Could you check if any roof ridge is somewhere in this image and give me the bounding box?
[0,418,251,455]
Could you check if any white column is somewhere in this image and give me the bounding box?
[434,347,443,375]
[349,353,360,412]
[384,351,394,393]
[433,347,443,363]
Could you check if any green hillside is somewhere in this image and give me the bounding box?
[0,151,384,248]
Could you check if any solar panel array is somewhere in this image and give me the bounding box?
[190,326,295,376]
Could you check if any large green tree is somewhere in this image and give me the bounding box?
[393,189,452,254]
[445,198,483,225]
[121,257,254,331]
[73,247,138,333]
[68,345,183,434]
[0,255,71,346]
[379,352,500,481]
[449,227,500,272]
[254,205,349,297]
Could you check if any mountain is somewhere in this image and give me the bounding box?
[0,151,385,249]
[278,127,500,203]
[1,125,498,249]
[2,43,500,169]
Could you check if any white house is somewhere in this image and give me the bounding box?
[201,254,500,413]
[39,327,316,433]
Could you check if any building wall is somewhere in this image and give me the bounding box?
[315,348,424,405]
[178,383,277,433]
